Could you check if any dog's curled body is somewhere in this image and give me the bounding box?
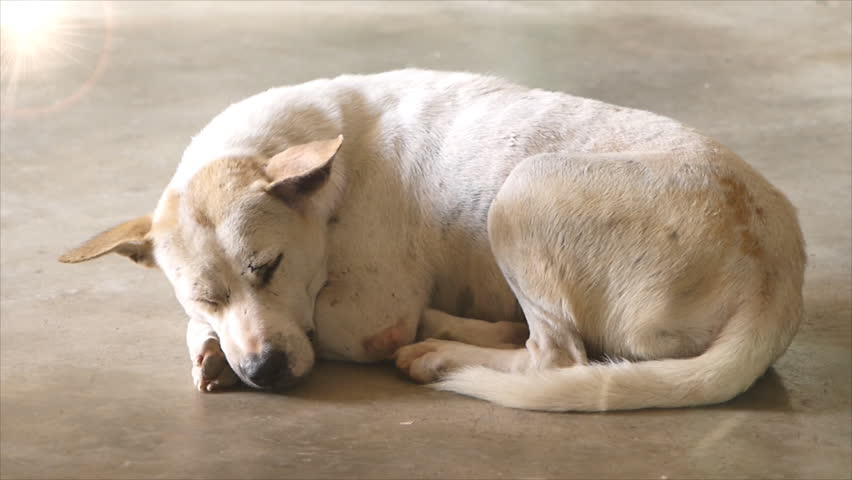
[62,70,805,410]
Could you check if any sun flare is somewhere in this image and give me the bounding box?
[1,1,67,55]
[0,0,112,117]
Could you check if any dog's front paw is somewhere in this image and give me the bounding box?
[394,339,459,384]
[192,339,239,392]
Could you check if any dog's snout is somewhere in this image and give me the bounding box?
[242,349,291,389]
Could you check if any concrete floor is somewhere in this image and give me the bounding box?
[1,1,850,478]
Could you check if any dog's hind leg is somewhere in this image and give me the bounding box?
[397,154,608,384]
[417,308,528,348]
[396,303,584,383]
[395,327,582,384]
[187,316,239,392]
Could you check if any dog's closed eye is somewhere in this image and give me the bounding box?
[192,286,230,310]
[249,253,283,288]
[195,297,221,309]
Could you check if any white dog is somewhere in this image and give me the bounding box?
[60,70,805,411]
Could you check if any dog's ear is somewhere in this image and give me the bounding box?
[58,214,156,267]
[264,135,343,206]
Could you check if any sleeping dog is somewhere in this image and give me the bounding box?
[60,70,805,411]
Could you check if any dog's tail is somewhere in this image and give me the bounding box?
[434,292,801,411]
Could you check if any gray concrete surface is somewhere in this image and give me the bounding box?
[1,1,850,478]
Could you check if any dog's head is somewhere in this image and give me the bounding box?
[59,136,345,390]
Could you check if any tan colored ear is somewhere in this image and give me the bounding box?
[58,215,155,267]
[265,135,343,205]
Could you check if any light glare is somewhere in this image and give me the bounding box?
[0,1,67,55]
[1,1,113,117]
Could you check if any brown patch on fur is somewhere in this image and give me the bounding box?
[362,318,409,359]
[186,156,266,227]
[715,174,777,303]
[193,209,215,229]
[717,175,763,258]
[739,230,763,257]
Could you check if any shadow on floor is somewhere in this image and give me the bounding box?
[236,358,793,413]
[242,360,431,403]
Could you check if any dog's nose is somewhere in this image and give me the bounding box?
[242,349,291,388]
